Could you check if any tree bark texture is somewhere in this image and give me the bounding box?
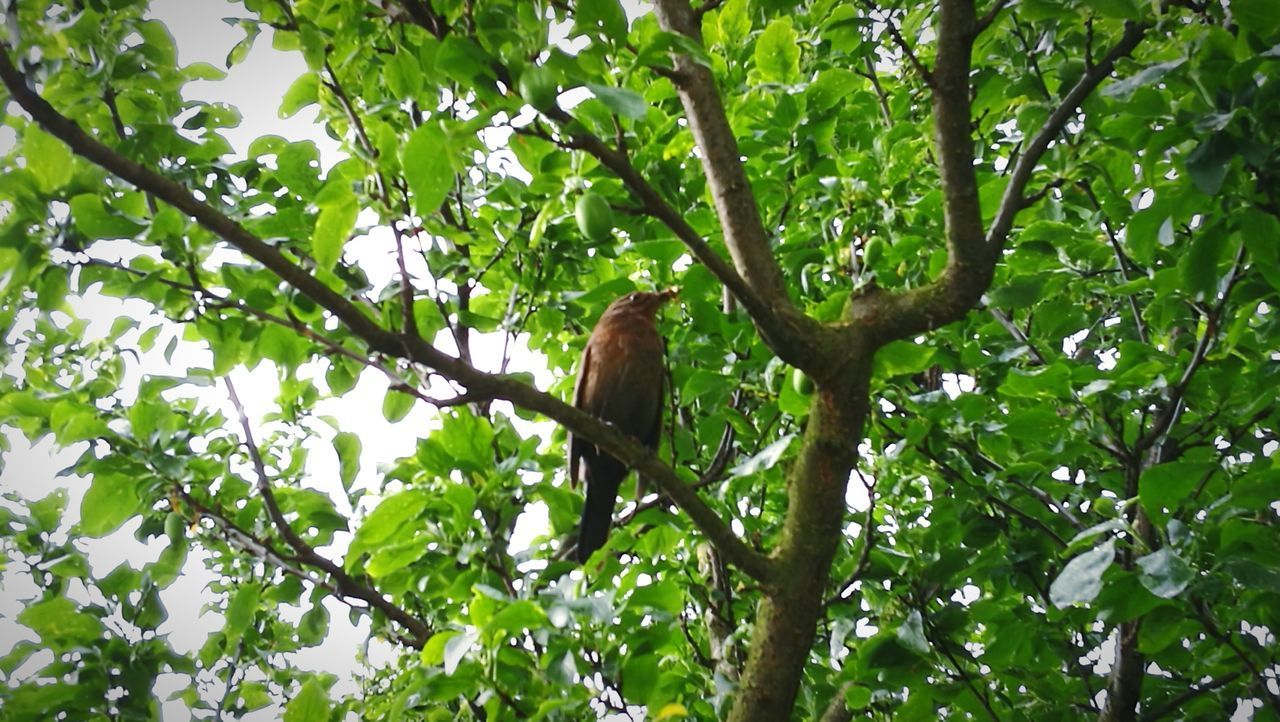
[727,369,872,722]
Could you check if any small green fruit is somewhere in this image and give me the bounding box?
[164,511,185,542]
[575,192,613,242]
[518,66,559,111]
[1093,497,1117,516]
[791,368,814,395]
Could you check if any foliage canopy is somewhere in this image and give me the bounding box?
[1,0,1278,720]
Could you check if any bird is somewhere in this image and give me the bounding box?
[569,288,677,563]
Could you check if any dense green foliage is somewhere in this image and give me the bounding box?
[1,0,1278,719]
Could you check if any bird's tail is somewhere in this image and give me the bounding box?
[576,460,624,563]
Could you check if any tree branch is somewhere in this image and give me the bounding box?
[1137,242,1247,454]
[1137,670,1243,722]
[649,0,818,360]
[824,489,876,607]
[842,0,992,343]
[1078,178,1150,344]
[986,21,1148,252]
[0,46,772,583]
[818,681,858,722]
[985,303,1049,365]
[859,1,933,85]
[529,117,827,369]
[845,13,1149,345]
[224,378,432,645]
[976,0,1012,34]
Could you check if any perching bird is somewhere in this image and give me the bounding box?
[569,288,676,563]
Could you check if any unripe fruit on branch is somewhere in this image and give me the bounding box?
[575,191,613,242]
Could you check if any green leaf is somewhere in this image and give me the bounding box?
[351,489,431,551]
[226,22,261,67]
[276,141,322,198]
[806,68,863,113]
[223,584,261,649]
[718,0,750,40]
[627,580,683,615]
[69,194,145,240]
[998,363,1072,399]
[1049,538,1115,608]
[24,126,74,192]
[443,628,479,674]
[756,17,800,83]
[844,685,873,710]
[1185,134,1234,196]
[366,537,428,577]
[334,431,361,492]
[442,482,477,525]
[1081,0,1139,19]
[257,325,309,370]
[585,84,648,120]
[1125,202,1169,264]
[873,340,936,378]
[575,0,628,42]
[420,630,457,666]
[382,388,416,422]
[622,653,659,705]
[280,73,319,118]
[78,475,141,537]
[312,189,358,272]
[403,124,454,218]
[1139,462,1214,520]
[283,677,331,722]
[18,597,103,652]
[1136,548,1195,599]
[49,399,106,443]
[896,610,930,656]
[435,36,493,86]
[133,585,168,630]
[297,602,330,646]
[1138,605,1192,654]
[989,274,1045,308]
[486,600,548,635]
[30,489,68,532]
[183,61,227,81]
[149,541,188,589]
[1239,208,1280,291]
[1101,60,1184,101]
[1232,0,1280,37]
[1179,231,1223,301]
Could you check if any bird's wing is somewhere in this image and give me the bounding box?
[642,342,668,449]
[568,342,593,490]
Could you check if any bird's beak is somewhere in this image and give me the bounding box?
[658,287,679,303]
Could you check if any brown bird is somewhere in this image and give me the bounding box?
[569,288,676,563]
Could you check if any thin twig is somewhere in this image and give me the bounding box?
[987,22,1149,252]
[1078,179,1149,343]
[859,1,933,85]
[224,377,432,644]
[985,305,1049,365]
[1139,243,1247,453]
[976,0,1012,34]
[1138,670,1243,722]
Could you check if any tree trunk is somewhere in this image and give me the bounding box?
[1098,620,1143,722]
[728,364,872,722]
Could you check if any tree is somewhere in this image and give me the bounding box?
[1,0,1278,719]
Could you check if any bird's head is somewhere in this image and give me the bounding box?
[607,288,678,317]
